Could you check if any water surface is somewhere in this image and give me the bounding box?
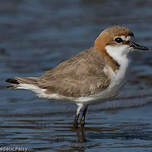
[0,0,152,151]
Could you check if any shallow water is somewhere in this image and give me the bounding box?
[0,0,152,151]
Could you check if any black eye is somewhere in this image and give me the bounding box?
[115,37,123,43]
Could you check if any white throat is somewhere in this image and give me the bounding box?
[105,45,130,66]
[105,44,130,80]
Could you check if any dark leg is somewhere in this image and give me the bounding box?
[76,125,86,142]
[73,113,79,129]
[73,104,84,129]
[80,106,88,127]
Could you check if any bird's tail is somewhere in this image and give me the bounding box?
[5,77,39,89]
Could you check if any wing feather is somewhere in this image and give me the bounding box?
[39,48,110,97]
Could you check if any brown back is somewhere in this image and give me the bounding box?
[38,48,110,97]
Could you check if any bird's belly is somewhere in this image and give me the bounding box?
[74,67,128,104]
[37,67,128,104]
[31,77,125,105]
[31,65,128,105]
[74,79,125,104]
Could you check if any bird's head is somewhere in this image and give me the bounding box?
[94,26,148,57]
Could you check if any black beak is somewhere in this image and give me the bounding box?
[130,41,149,50]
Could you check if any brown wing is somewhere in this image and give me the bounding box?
[38,48,110,97]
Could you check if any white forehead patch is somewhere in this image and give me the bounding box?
[114,36,131,41]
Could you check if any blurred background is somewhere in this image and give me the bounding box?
[0,0,152,152]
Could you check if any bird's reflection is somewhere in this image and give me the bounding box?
[72,125,86,142]
[55,122,117,142]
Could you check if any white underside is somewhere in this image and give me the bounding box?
[17,81,121,105]
[17,44,131,106]
[17,65,128,105]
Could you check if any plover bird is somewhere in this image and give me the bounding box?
[6,26,148,128]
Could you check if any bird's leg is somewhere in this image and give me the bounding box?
[73,113,79,129]
[73,104,84,129]
[76,125,86,142]
[80,106,88,127]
